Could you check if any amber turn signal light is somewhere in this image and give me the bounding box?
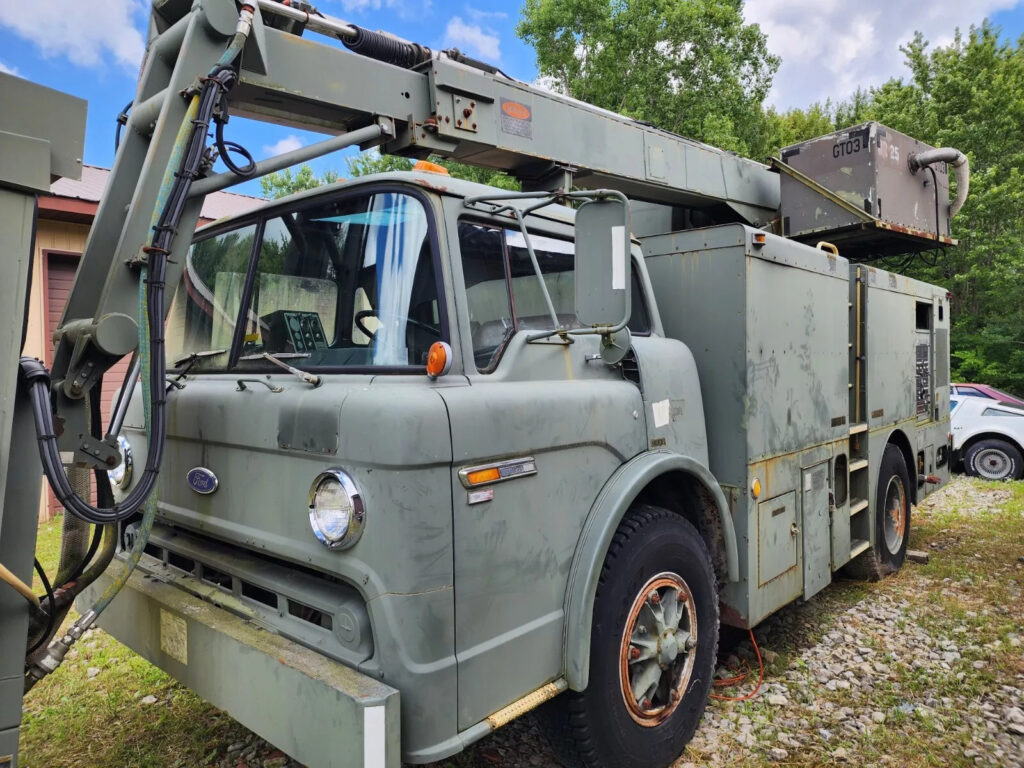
[426,341,453,379]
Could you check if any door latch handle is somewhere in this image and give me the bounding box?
[790,523,800,537]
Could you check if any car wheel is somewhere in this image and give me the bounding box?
[538,505,718,768]
[964,439,1023,481]
[844,444,911,580]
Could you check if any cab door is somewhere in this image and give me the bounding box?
[440,213,648,729]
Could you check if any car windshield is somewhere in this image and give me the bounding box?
[167,190,444,370]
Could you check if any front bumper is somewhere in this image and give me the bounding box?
[78,569,400,768]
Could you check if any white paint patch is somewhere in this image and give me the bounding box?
[159,609,188,665]
[611,225,626,290]
[652,399,670,429]
[364,705,387,768]
[468,488,494,505]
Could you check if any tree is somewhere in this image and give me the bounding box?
[516,0,778,157]
[260,164,339,199]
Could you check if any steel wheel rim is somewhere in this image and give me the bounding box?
[883,474,907,554]
[975,448,1011,480]
[619,572,697,727]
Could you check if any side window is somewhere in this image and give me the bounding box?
[459,222,514,371]
[958,387,985,398]
[505,230,578,331]
[459,221,651,372]
[982,407,1020,418]
[166,222,258,368]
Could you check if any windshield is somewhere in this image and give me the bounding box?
[167,190,443,371]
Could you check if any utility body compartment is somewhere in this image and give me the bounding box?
[641,224,950,627]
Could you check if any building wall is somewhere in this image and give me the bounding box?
[26,219,90,521]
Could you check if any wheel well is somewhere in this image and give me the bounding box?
[961,431,1024,459]
[886,429,917,504]
[633,471,729,584]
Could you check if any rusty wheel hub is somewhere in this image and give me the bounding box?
[619,572,697,727]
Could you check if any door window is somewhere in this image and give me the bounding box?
[458,220,650,372]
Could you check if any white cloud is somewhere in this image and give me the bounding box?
[263,135,304,156]
[0,60,19,76]
[744,0,1023,110]
[444,16,501,61]
[0,0,145,71]
[466,6,508,22]
[333,0,430,18]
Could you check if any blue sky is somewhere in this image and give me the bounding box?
[2,0,1022,198]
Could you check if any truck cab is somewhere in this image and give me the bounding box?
[103,169,723,764]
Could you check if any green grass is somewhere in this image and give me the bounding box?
[19,479,1024,767]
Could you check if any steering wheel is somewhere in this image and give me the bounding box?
[354,309,377,340]
[354,310,442,340]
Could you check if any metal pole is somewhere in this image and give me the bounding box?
[188,122,389,198]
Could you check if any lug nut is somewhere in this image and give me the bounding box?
[641,698,653,709]
[648,591,661,605]
[629,646,641,660]
[685,636,697,650]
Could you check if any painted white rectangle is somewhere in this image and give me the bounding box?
[652,399,670,428]
[611,225,626,290]
[364,705,387,768]
[468,488,494,505]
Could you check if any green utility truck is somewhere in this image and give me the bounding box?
[2,2,964,767]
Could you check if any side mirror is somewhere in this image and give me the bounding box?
[574,197,632,331]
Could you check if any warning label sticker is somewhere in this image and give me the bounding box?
[500,98,533,139]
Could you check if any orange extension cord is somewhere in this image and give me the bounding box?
[709,628,765,702]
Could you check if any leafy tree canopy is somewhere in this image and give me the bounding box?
[516,0,779,156]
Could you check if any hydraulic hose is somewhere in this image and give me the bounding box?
[909,147,969,219]
[24,6,255,687]
[19,7,254,527]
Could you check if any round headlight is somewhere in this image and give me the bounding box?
[107,435,133,490]
[308,469,365,550]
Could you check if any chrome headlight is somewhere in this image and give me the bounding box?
[308,469,365,550]
[107,435,133,490]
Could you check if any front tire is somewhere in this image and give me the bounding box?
[964,439,1023,481]
[539,505,718,768]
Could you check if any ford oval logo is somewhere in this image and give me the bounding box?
[186,467,218,495]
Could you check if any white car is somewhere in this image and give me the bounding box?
[951,396,1024,480]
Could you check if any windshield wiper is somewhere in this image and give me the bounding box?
[238,351,322,388]
[172,348,228,369]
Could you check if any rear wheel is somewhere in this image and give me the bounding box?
[539,505,718,768]
[845,444,911,580]
[964,439,1023,481]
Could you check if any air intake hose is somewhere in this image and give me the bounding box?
[909,148,970,219]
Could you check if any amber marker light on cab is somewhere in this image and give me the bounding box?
[751,477,762,499]
[413,160,451,175]
[426,341,453,379]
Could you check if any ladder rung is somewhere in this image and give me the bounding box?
[850,539,871,558]
[849,423,867,435]
[850,498,869,515]
[849,458,868,472]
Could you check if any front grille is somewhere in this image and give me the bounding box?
[135,523,373,664]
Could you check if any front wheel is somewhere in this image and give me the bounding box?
[538,505,718,768]
[964,439,1023,481]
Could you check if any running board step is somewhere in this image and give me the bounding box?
[850,498,869,515]
[850,539,871,558]
[849,423,868,435]
[849,458,868,472]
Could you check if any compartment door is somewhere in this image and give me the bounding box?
[802,461,831,600]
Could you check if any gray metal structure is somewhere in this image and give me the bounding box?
[1,2,961,767]
[0,72,86,766]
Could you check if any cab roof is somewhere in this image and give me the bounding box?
[196,170,578,231]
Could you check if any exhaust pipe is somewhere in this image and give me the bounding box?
[909,147,970,218]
